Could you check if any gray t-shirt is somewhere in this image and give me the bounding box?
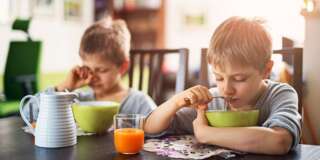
[22,87,157,122]
[166,80,301,149]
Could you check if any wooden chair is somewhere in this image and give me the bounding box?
[273,48,303,113]
[128,48,189,105]
[200,48,303,114]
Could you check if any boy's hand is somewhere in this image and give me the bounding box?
[171,85,213,109]
[193,105,209,128]
[56,66,93,91]
[193,105,209,143]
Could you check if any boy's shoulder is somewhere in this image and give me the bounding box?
[121,89,157,110]
[127,89,149,98]
[258,80,298,108]
[265,79,297,95]
[125,89,155,104]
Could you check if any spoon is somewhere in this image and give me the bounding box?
[184,96,231,110]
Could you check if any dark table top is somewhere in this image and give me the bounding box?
[1,116,320,160]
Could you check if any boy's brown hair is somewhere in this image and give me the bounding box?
[79,16,131,66]
[207,16,272,72]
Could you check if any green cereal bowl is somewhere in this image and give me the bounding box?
[72,101,120,133]
[205,109,259,127]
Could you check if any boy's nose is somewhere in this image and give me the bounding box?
[223,81,235,96]
[88,72,99,83]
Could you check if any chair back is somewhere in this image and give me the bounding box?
[273,48,303,113]
[129,48,189,104]
[4,41,42,100]
[200,47,303,113]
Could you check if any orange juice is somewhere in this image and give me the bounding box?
[114,128,144,154]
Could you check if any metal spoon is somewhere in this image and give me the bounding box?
[184,96,230,107]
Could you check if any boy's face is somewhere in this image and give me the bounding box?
[211,61,269,110]
[82,54,122,95]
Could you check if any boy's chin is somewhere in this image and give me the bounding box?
[229,105,240,111]
[228,100,241,108]
[229,100,246,109]
[230,104,255,111]
[92,87,104,94]
[90,84,105,91]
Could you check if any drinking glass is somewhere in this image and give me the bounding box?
[113,114,144,154]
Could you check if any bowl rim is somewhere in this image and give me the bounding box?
[206,109,259,113]
[74,101,120,107]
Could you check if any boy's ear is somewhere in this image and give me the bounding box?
[119,59,130,75]
[263,60,274,79]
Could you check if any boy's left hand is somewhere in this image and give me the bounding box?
[193,106,208,128]
[193,105,209,142]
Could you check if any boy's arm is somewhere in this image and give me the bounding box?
[144,97,181,134]
[193,108,292,155]
[144,85,213,134]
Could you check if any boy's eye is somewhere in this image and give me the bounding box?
[95,68,109,73]
[215,77,223,82]
[234,76,247,82]
[100,69,109,73]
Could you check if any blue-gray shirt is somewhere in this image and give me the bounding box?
[166,80,301,149]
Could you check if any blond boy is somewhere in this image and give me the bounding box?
[24,17,156,122]
[144,17,301,155]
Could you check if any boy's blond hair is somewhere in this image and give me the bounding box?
[79,16,131,66]
[207,16,272,72]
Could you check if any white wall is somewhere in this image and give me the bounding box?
[165,0,305,72]
[0,0,93,73]
[303,15,320,144]
[1,0,304,73]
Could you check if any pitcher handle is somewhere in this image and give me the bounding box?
[64,89,79,103]
[19,95,38,129]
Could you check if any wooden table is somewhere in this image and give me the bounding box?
[1,116,320,160]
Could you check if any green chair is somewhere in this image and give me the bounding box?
[0,18,42,118]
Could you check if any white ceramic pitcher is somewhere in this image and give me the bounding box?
[19,92,78,148]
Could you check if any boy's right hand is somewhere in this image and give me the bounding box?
[171,85,213,109]
[55,66,93,92]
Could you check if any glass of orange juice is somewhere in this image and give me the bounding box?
[114,114,144,154]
